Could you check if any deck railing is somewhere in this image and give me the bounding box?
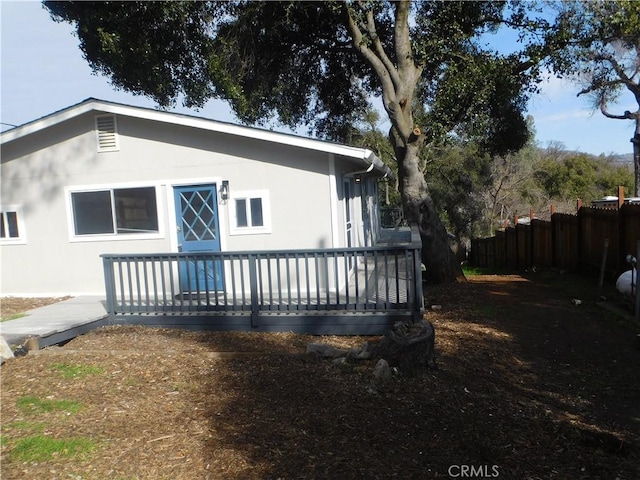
[101,228,423,334]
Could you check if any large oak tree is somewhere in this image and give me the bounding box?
[552,1,640,195]
[45,0,559,283]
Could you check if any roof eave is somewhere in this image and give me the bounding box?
[0,98,395,180]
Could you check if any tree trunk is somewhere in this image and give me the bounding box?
[394,136,466,284]
[371,319,437,375]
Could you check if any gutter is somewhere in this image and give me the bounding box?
[345,149,395,181]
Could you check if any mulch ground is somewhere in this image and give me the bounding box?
[1,272,639,479]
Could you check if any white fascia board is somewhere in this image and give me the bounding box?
[1,99,392,178]
[0,101,99,142]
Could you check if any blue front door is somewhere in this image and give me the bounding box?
[174,185,223,292]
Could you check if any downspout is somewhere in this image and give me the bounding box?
[328,154,340,248]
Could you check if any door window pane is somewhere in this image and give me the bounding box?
[180,190,216,241]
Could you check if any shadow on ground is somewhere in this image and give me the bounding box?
[185,271,640,479]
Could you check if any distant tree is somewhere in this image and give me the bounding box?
[45,1,562,283]
[422,142,492,241]
[595,157,635,196]
[535,154,598,201]
[553,1,640,195]
[483,145,539,230]
[534,151,634,205]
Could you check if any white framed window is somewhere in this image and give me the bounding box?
[0,205,26,244]
[95,114,119,152]
[68,186,160,240]
[229,190,272,235]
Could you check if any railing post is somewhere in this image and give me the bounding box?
[101,255,117,319]
[411,226,424,322]
[635,240,640,324]
[248,254,259,327]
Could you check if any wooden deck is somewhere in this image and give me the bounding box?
[101,228,422,334]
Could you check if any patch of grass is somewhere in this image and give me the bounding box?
[51,362,105,379]
[8,420,46,433]
[462,265,493,276]
[0,312,27,322]
[8,435,97,462]
[16,395,82,415]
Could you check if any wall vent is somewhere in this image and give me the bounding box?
[95,114,119,152]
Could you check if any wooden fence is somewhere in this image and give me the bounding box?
[470,203,640,278]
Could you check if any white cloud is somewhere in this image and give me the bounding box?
[536,109,594,123]
[536,73,579,101]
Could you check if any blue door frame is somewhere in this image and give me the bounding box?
[173,184,223,292]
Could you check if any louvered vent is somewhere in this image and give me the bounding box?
[95,114,119,152]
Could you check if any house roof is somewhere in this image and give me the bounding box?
[1,98,393,180]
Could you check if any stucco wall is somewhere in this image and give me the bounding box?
[1,111,368,295]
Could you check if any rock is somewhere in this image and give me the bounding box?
[372,359,392,386]
[13,345,29,357]
[348,341,375,360]
[1,336,15,364]
[306,342,349,358]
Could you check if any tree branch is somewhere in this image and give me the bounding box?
[589,51,640,100]
[343,2,397,108]
[394,0,415,78]
[359,0,400,90]
[600,106,636,120]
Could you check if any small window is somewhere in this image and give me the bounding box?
[95,114,119,152]
[70,187,159,237]
[229,190,271,235]
[0,207,25,243]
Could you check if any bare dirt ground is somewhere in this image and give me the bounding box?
[1,272,639,479]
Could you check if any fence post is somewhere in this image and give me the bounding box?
[618,185,625,210]
[598,238,609,293]
[101,255,117,319]
[248,254,259,327]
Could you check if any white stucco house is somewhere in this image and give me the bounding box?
[1,98,393,297]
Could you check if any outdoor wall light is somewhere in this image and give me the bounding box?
[220,180,229,201]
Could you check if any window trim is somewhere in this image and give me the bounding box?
[65,183,164,242]
[228,189,272,236]
[0,205,26,245]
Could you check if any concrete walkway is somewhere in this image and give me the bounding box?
[1,296,109,348]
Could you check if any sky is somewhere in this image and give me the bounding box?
[1,0,638,157]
